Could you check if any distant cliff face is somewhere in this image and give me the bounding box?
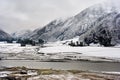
[26,1,120,44]
[0,29,12,41]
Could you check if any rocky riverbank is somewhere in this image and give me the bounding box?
[0,67,120,80]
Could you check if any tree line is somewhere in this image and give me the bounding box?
[17,39,44,46]
[69,29,113,47]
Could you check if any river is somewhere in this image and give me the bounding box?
[0,60,120,72]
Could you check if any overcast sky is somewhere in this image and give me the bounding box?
[0,0,107,33]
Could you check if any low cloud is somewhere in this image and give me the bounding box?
[0,0,106,33]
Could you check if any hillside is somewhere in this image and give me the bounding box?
[11,30,32,39]
[0,29,12,41]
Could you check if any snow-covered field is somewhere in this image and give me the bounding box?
[40,44,120,58]
[0,43,38,54]
[0,42,120,62]
[0,42,39,59]
[39,42,120,62]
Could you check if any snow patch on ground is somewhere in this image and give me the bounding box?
[0,42,120,62]
[102,71,120,75]
[39,42,120,62]
[39,44,120,58]
[0,71,12,77]
[0,43,39,59]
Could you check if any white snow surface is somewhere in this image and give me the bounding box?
[0,43,38,54]
[0,43,20,53]
[102,71,120,75]
[0,42,120,61]
[39,43,120,58]
[0,43,40,60]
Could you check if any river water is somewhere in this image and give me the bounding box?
[0,60,120,72]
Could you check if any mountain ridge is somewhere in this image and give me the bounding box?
[28,2,118,42]
[15,1,120,45]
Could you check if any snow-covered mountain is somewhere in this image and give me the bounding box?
[12,30,32,39]
[0,29,12,41]
[29,1,120,44]
[79,11,120,45]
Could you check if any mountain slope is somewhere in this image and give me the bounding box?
[79,11,120,45]
[29,2,120,44]
[0,29,12,41]
[12,30,32,39]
